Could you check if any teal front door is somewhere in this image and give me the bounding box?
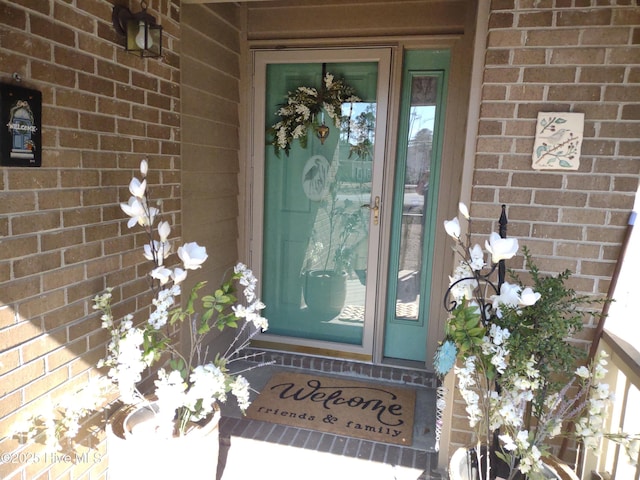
[250,48,449,364]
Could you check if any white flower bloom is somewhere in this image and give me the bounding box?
[468,244,485,271]
[253,315,269,331]
[277,127,288,149]
[491,349,508,374]
[128,177,147,198]
[171,267,187,284]
[519,287,541,306]
[158,221,171,242]
[143,240,171,264]
[524,356,540,379]
[157,241,170,262]
[93,289,113,309]
[324,104,335,119]
[143,242,155,262]
[147,287,178,329]
[491,281,521,317]
[232,304,247,318]
[236,264,259,301]
[517,445,543,476]
[185,363,227,420]
[458,202,470,219]
[549,419,562,438]
[295,104,311,120]
[121,315,133,331]
[489,323,511,346]
[154,369,187,437]
[455,356,484,427]
[234,262,249,275]
[575,366,590,378]
[498,400,522,428]
[140,159,148,176]
[324,73,334,89]
[627,438,640,461]
[121,196,147,228]
[485,232,519,264]
[148,310,168,329]
[151,266,172,285]
[594,383,611,400]
[105,327,148,404]
[178,242,208,270]
[516,430,531,449]
[500,434,517,451]
[297,86,317,96]
[100,314,112,329]
[292,124,305,139]
[444,217,461,238]
[594,363,607,380]
[231,376,251,411]
[449,262,477,301]
[146,206,159,226]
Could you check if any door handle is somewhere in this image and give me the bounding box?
[361,196,380,226]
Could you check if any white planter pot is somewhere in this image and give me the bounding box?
[449,447,579,480]
[106,402,221,480]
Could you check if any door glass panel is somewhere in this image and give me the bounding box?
[395,76,438,321]
[384,48,450,362]
[262,62,378,346]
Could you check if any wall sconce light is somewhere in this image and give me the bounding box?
[112,1,162,58]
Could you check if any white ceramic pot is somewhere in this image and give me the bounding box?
[106,402,221,480]
[448,447,579,480]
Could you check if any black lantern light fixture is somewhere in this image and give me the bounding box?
[112,1,162,58]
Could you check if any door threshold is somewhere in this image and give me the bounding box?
[250,339,373,363]
[382,357,427,372]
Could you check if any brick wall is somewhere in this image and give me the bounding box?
[0,1,181,478]
[449,0,640,453]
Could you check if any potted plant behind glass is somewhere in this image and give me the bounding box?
[302,170,367,318]
[300,105,373,319]
[12,160,269,480]
[434,203,639,480]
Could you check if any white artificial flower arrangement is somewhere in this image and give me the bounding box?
[13,160,268,450]
[268,72,361,155]
[435,203,639,480]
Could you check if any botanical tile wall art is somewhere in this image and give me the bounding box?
[532,112,584,171]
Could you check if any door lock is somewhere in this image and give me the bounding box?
[361,196,380,226]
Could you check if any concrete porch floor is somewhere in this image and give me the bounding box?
[216,351,445,480]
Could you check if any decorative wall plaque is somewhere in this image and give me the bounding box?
[532,112,584,171]
[0,84,42,167]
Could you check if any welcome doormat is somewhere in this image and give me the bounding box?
[245,372,416,446]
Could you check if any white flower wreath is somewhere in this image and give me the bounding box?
[268,72,361,156]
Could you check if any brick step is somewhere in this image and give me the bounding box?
[217,416,443,480]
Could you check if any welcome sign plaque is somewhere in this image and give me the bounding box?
[0,84,42,167]
[246,372,416,446]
